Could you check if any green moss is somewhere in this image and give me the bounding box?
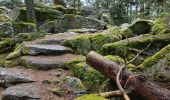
[72,62,106,92]
[0,38,16,53]
[49,5,65,12]
[154,72,170,82]
[17,7,63,22]
[12,22,36,34]
[152,19,170,34]
[4,61,16,68]
[6,44,24,60]
[74,94,108,100]
[102,34,170,65]
[17,32,46,42]
[139,44,170,68]
[62,56,86,69]
[63,31,123,55]
[50,87,62,96]
[63,14,77,19]
[0,15,10,22]
[105,55,125,65]
[0,54,8,67]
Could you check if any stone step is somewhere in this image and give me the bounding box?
[20,54,83,70]
[35,32,78,45]
[2,83,41,100]
[22,44,73,56]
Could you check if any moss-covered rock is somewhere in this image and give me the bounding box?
[63,27,127,55]
[17,32,46,42]
[102,34,170,65]
[17,7,63,27]
[74,94,108,100]
[6,43,24,60]
[12,22,36,35]
[62,56,86,69]
[39,20,58,33]
[56,14,106,33]
[129,19,153,35]
[72,62,106,92]
[0,38,16,53]
[66,76,86,94]
[151,19,170,34]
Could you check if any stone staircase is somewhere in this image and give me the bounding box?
[19,32,83,70]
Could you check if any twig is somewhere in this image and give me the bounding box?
[116,65,130,100]
[99,90,130,98]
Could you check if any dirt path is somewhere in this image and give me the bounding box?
[0,66,74,100]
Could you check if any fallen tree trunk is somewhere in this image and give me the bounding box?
[86,51,170,100]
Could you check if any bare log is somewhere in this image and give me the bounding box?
[86,51,170,100]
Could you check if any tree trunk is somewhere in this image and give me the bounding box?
[25,0,36,23]
[86,51,170,100]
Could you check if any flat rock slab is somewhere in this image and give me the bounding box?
[0,68,34,87]
[2,84,41,100]
[35,32,79,45]
[22,44,73,56]
[20,54,83,70]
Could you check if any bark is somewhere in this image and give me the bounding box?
[25,0,36,23]
[86,51,170,100]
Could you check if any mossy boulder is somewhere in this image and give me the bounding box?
[0,22,14,38]
[12,22,36,35]
[56,14,107,33]
[139,44,170,83]
[66,76,86,94]
[0,38,16,53]
[102,34,170,65]
[101,13,112,25]
[63,27,127,55]
[16,32,46,42]
[39,20,58,33]
[151,19,170,34]
[62,56,86,69]
[129,19,153,35]
[71,62,106,92]
[74,94,108,100]
[17,7,63,27]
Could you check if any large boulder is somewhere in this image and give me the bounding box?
[12,22,36,35]
[18,7,63,27]
[129,19,153,35]
[56,14,107,33]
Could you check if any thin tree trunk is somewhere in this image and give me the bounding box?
[25,0,36,23]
